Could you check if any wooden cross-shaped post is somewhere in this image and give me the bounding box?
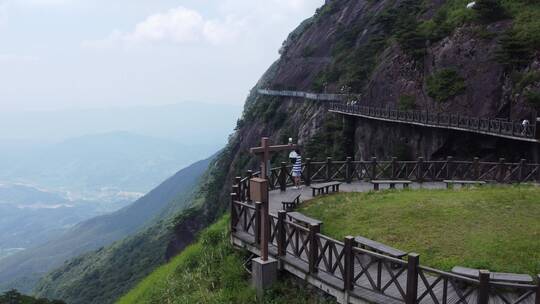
[250,137,297,261]
[250,137,297,180]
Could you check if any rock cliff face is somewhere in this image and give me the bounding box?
[231,0,539,164]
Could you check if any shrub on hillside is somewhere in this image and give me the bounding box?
[525,90,540,109]
[0,289,65,304]
[496,31,534,69]
[474,0,508,23]
[426,68,466,102]
[398,95,417,110]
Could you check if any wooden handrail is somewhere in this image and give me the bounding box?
[263,157,540,189]
[232,155,540,304]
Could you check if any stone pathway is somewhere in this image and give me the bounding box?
[268,181,447,214]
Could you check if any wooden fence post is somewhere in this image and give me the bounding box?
[371,157,378,180]
[234,176,242,199]
[280,162,287,192]
[232,185,240,202]
[447,156,454,180]
[406,253,419,304]
[254,202,262,246]
[346,157,353,184]
[343,236,355,291]
[308,223,321,274]
[246,170,253,202]
[326,157,333,181]
[498,158,506,183]
[391,157,397,179]
[473,157,480,181]
[519,159,527,183]
[535,274,540,304]
[478,270,490,304]
[417,157,424,183]
[230,193,237,233]
[305,158,312,186]
[277,211,286,257]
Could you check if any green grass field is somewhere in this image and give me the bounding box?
[117,215,333,304]
[298,185,540,275]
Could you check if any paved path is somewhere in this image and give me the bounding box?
[250,181,537,304]
[268,181,446,214]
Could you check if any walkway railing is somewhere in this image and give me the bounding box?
[258,89,348,101]
[230,157,540,304]
[231,200,539,304]
[256,88,538,142]
[329,103,538,142]
[233,157,540,200]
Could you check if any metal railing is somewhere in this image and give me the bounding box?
[329,103,538,141]
[258,89,347,102]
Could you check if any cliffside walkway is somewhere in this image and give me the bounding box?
[231,157,540,304]
[257,89,539,143]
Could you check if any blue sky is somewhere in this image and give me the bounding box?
[0,0,324,111]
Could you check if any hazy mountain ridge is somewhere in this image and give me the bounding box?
[0,131,218,194]
[0,156,213,294]
[33,155,221,303]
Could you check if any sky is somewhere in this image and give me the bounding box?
[0,0,325,111]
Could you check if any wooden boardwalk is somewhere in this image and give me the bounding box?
[232,180,539,304]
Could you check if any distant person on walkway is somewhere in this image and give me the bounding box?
[289,150,298,164]
[522,119,530,135]
[292,150,302,189]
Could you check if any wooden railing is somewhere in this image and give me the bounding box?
[231,200,540,304]
[329,103,538,141]
[233,158,540,201]
[256,157,539,191]
[232,158,540,203]
[231,156,540,304]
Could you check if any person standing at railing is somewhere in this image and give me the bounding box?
[292,149,302,189]
[522,119,530,136]
[289,149,298,164]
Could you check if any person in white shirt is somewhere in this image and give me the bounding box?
[522,119,530,135]
[292,150,302,189]
[289,150,298,164]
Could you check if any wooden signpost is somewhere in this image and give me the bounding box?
[250,137,296,261]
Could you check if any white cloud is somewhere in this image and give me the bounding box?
[83,6,243,49]
[83,0,324,50]
[126,7,204,44]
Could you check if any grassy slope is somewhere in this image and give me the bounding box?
[117,216,334,304]
[298,185,540,275]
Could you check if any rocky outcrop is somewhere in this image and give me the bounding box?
[237,0,539,163]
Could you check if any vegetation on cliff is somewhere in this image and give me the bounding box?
[117,216,333,304]
[0,290,65,304]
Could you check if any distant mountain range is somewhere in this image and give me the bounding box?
[0,102,241,146]
[0,155,212,293]
[0,131,219,194]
